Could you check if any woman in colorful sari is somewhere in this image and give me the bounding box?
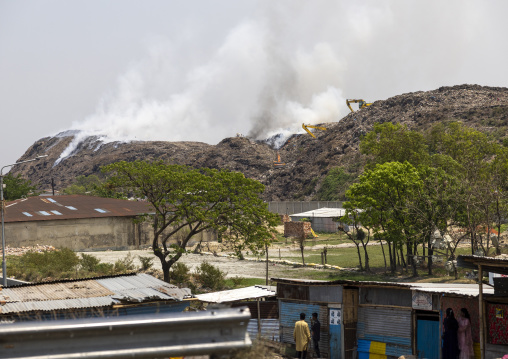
[457,308,474,359]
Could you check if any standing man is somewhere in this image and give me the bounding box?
[294,313,311,359]
[311,313,321,358]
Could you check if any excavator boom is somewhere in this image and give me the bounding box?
[302,123,327,138]
[346,99,372,112]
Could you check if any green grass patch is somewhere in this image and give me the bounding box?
[225,277,267,288]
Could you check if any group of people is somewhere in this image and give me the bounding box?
[293,312,321,359]
[442,307,475,359]
[294,307,474,359]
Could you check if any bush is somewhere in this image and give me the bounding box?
[170,262,191,286]
[230,275,246,288]
[7,248,80,281]
[113,253,136,273]
[194,261,227,291]
[80,253,101,272]
[138,255,154,271]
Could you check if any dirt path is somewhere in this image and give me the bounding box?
[78,249,313,279]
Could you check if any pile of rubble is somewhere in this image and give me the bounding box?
[0,245,56,256]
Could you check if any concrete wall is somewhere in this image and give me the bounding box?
[268,201,343,215]
[5,217,216,251]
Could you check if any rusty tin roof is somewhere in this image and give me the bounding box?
[3,195,153,223]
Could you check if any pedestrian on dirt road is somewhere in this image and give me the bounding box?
[294,313,311,359]
[311,312,321,358]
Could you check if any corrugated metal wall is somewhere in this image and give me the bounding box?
[279,300,330,357]
[309,285,342,303]
[231,301,278,319]
[357,307,412,357]
[277,283,309,301]
[247,319,280,342]
[359,287,412,307]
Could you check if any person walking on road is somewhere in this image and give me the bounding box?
[311,313,321,358]
[294,313,311,359]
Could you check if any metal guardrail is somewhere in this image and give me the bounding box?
[0,307,252,359]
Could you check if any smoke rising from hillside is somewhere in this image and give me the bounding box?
[55,0,508,164]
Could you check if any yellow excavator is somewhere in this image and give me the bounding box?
[346,99,372,112]
[302,123,327,138]
[273,151,285,167]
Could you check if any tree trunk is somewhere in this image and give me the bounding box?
[427,233,434,276]
[389,242,396,274]
[300,242,305,266]
[380,240,387,272]
[355,243,363,271]
[362,242,370,272]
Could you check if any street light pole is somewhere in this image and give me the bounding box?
[1,155,47,287]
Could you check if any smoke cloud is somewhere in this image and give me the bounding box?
[55,0,508,164]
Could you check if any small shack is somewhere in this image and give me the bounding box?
[0,273,192,322]
[289,208,347,233]
[273,277,495,359]
[458,255,508,358]
[196,285,278,341]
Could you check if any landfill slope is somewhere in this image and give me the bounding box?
[12,84,508,201]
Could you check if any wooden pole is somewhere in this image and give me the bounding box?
[257,298,261,337]
[265,243,269,286]
[478,265,484,359]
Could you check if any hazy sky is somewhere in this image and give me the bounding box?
[1,1,508,168]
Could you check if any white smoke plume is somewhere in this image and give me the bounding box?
[55,0,508,164]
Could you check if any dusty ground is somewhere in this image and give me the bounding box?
[78,248,316,279]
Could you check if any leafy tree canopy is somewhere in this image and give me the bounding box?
[101,160,280,282]
[2,173,38,200]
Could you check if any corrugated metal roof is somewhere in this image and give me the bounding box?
[195,285,276,303]
[271,278,494,297]
[457,255,508,275]
[3,195,153,223]
[290,207,346,218]
[0,273,191,314]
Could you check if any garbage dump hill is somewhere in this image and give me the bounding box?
[12,84,508,201]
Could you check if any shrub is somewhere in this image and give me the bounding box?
[230,276,246,288]
[7,248,80,281]
[113,253,136,273]
[194,261,227,291]
[138,256,154,271]
[80,253,101,272]
[170,262,191,286]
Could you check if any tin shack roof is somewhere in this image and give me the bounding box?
[457,255,508,276]
[290,207,346,218]
[195,285,276,303]
[0,273,192,314]
[3,195,153,223]
[271,278,494,297]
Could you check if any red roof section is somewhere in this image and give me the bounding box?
[3,195,153,223]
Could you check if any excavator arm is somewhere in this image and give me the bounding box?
[346,99,372,112]
[302,123,327,138]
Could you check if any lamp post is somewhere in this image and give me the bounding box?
[1,155,47,287]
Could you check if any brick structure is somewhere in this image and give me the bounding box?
[284,221,312,240]
[281,214,291,223]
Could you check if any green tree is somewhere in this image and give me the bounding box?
[316,167,356,201]
[102,161,279,282]
[360,122,429,168]
[2,173,38,200]
[344,161,423,276]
